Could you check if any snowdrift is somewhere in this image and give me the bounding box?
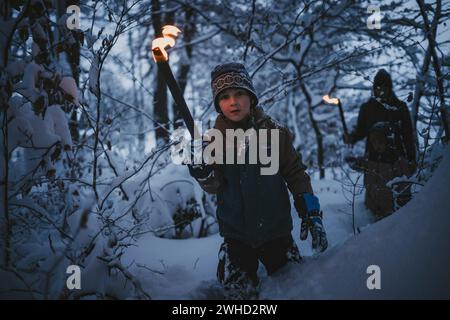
[262,146,450,299]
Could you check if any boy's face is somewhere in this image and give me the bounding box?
[218,88,252,122]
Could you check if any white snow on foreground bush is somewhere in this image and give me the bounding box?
[121,147,450,299]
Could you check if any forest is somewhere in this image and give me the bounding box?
[0,0,449,299]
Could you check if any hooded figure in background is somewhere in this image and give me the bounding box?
[344,69,417,218]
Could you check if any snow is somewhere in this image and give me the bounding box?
[59,76,78,104]
[120,167,374,299]
[261,146,450,299]
[119,147,450,299]
[123,233,223,299]
[14,62,44,102]
[46,105,73,148]
[8,101,72,151]
[7,98,73,191]
[1,0,448,301]
[375,97,399,111]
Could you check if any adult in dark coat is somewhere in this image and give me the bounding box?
[345,69,417,218]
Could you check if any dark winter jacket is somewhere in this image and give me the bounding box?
[197,107,313,248]
[349,97,416,163]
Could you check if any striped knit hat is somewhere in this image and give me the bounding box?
[211,63,258,113]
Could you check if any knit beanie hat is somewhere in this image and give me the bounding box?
[211,62,258,113]
[373,69,393,90]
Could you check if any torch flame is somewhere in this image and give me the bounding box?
[323,95,340,105]
[162,25,181,39]
[152,25,181,62]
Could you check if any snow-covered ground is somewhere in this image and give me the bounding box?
[261,146,450,299]
[122,147,450,299]
[121,166,377,299]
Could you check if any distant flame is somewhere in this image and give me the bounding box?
[323,95,340,105]
[152,25,181,62]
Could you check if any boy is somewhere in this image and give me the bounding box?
[188,63,327,299]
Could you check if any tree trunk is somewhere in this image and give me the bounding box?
[173,7,196,129]
[57,1,80,142]
[1,1,14,268]
[417,0,449,142]
[411,46,431,132]
[301,83,325,179]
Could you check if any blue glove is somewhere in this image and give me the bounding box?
[295,193,328,252]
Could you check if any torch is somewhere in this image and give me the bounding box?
[323,95,348,136]
[151,25,200,140]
